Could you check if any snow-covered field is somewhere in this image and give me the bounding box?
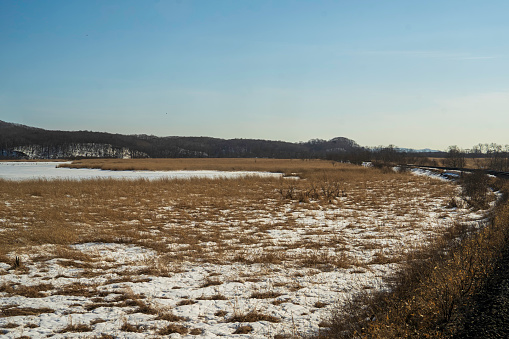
[0,164,490,338]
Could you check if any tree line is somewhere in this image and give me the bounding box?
[441,144,509,171]
[2,121,507,171]
[0,120,361,159]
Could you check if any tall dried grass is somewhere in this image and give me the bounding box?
[326,178,509,338]
[0,158,478,337]
[57,158,346,174]
[0,160,457,268]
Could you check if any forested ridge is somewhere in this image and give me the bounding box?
[0,120,361,159]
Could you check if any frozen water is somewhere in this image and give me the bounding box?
[0,162,281,181]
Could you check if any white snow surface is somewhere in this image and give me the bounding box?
[0,162,281,181]
[410,168,449,181]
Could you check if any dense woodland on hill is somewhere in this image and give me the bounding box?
[2,120,509,171]
[0,120,363,160]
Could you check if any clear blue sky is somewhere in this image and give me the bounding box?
[1,0,508,150]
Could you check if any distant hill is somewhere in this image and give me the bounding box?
[0,120,362,159]
[397,147,441,153]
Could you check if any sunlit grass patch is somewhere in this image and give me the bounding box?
[227,310,281,323]
[157,323,189,335]
[0,306,55,317]
[58,322,93,333]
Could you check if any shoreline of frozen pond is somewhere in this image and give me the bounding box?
[0,162,282,181]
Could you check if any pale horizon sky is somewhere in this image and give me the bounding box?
[1,0,508,150]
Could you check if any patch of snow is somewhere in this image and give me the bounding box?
[411,168,449,181]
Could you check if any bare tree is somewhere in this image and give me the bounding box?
[444,145,466,168]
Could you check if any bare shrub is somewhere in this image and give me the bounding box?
[461,170,491,209]
[279,177,343,203]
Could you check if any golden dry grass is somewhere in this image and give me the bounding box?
[0,159,480,337]
[327,178,509,338]
[57,157,347,174]
[0,161,458,266]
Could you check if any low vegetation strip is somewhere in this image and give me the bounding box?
[56,157,341,173]
[326,173,509,338]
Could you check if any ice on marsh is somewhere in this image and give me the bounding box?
[0,162,282,181]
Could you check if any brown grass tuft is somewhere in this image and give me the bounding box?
[201,277,223,288]
[227,310,281,323]
[250,291,282,299]
[0,306,55,317]
[233,324,254,334]
[157,323,189,335]
[156,312,186,322]
[58,323,93,333]
[197,293,228,300]
[177,299,197,306]
[120,321,145,333]
[190,328,203,335]
[2,322,19,328]
[314,301,328,308]
[215,310,228,317]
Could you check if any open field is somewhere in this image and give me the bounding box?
[0,160,494,337]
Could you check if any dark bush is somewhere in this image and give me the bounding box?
[462,170,490,209]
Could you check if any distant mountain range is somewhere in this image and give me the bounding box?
[0,120,363,159]
[397,147,442,153]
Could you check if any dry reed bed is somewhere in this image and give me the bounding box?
[57,158,343,173]
[0,163,490,337]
